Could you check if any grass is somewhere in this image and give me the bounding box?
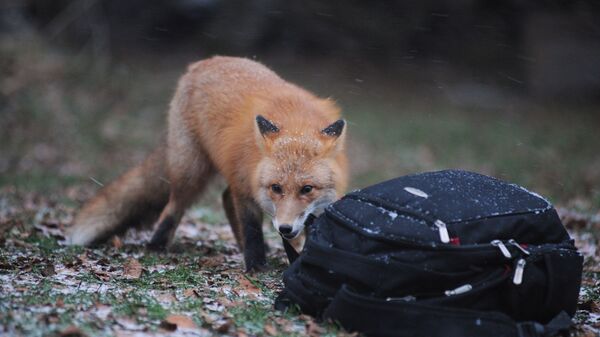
[340,98,600,207]
[0,223,325,336]
[0,197,366,337]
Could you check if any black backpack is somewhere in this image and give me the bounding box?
[275,170,583,337]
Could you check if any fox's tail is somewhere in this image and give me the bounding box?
[66,146,170,246]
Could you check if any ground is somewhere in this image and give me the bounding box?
[0,189,355,337]
[0,189,598,337]
[1,32,599,336]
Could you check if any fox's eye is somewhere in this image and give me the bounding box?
[300,185,313,194]
[271,184,283,194]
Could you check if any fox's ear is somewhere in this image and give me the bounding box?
[256,115,280,136]
[321,119,346,154]
[321,119,345,138]
[255,115,279,151]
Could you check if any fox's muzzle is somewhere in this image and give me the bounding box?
[277,223,297,239]
[274,219,302,239]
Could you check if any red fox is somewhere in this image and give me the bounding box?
[66,56,348,271]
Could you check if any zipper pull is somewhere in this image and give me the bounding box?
[491,240,512,258]
[434,220,450,243]
[445,284,472,296]
[386,295,416,302]
[508,239,530,255]
[513,259,526,285]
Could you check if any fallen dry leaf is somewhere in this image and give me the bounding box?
[11,239,32,248]
[306,319,325,337]
[203,298,225,312]
[111,236,123,249]
[236,275,261,295]
[558,208,600,229]
[77,253,88,265]
[115,317,145,331]
[164,314,197,330]
[275,317,296,333]
[217,295,235,308]
[156,292,177,304]
[40,263,56,277]
[123,258,142,279]
[159,321,177,332]
[183,288,200,298]
[59,325,87,337]
[579,300,600,312]
[200,310,215,325]
[574,326,600,337]
[215,319,231,333]
[93,304,112,320]
[199,255,225,268]
[264,323,278,336]
[93,270,111,282]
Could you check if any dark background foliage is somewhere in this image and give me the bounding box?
[8,0,600,98]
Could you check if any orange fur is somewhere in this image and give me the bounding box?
[67,56,348,271]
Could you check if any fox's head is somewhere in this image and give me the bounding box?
[252,100,347,241]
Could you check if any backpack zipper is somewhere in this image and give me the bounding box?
[513,259,526,285]
[490,239,529,285]
[326,208,515,252]
[341,194,454,244]
[444,284,472,296]
[491,240,512,258]
[385,295,416,302]
[434,220,450,243]
[508,239,530,255]
[326,203,578,254]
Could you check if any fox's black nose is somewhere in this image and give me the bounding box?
[278,224,293,235]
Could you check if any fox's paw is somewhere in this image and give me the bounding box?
[244,252,267,273]
[146,236,168,252]
[245,260,268,273]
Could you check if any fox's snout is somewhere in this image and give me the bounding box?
[273,217,304,239]
[278,224,294,236]
[271,205,311,240]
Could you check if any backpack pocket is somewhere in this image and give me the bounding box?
[341,170,571,245]
[326,196,454,247]
[501,246,583,323]
[387,266,510,311]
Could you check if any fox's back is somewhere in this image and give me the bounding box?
[188,56,288,95]
[173,56,342,187]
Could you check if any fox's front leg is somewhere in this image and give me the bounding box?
[223,189,266,272]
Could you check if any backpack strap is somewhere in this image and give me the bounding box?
[323,285,573,337]
[282,237,300,263]
[282,214,317,264]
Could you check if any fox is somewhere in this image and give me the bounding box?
[66,56,348,272]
